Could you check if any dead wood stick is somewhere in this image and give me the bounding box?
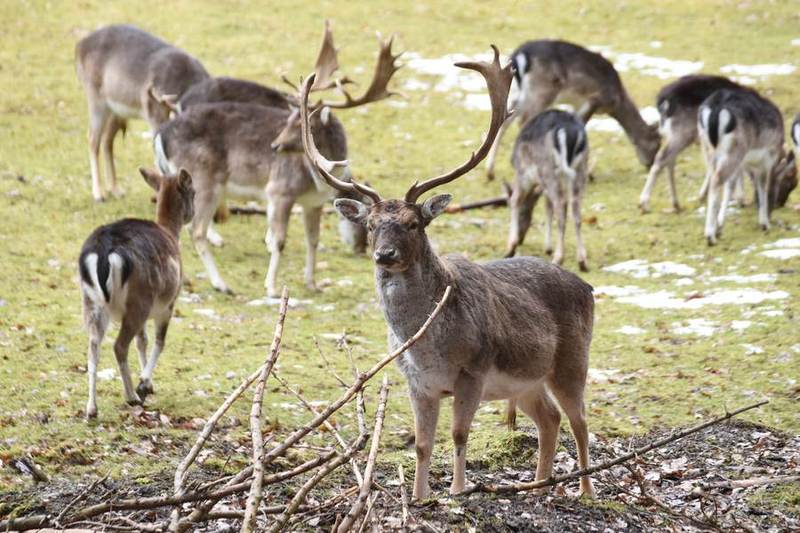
[355,492,379,533]
[398,464,409,528]
[315,336,348,388]
[53,472,110,527]
[243,287,290,533]
[462,400,769,495]
[229,205,267,216]
[267,392,371,533]
[273,371,364,486]
[703,474,800,490]
[337,376,390,532]
[372,481,443,533]
[444,194,508,213]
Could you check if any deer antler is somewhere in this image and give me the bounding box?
[311,20,354,92]
[320,32,403,110]
[299,74,383,204]
[404,46,513,204]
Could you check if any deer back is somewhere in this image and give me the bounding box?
[177,77,292,113]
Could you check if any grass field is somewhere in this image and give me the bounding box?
[1,0,798,501]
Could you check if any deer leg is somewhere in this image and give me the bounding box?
[302,205,322,292]
[754,169,770,231]
[717,176,734,229]
[734,169,748,207]
[571,188,588,272]
[137,307,171,399]
[264,195,294,298]
[114,314,147,407]
[553,196,567,266]
[135,329,148,372]
[547,379,595,498]
[101,116,125,198]
[544,197,554,256]
[192,186,231,294]
[705,172,723,245]
[83,296,109,419]
[506,398,518,431]
[410,393,440,500]
[518,384,561,490]
[666,160,681,212]
[206,222,224,247]
[87,101,110,202]
[450,372,482,495]
[697,140,713,202]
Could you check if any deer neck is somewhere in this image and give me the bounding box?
[156,200,183,239]
[611,91,656,159]
[375,237,450,341]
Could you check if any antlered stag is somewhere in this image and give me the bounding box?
[75,25,209,201]
[79,168,194,418]
[154,23,400,295]
[300,48,595,500]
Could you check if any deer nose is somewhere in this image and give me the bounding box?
[374,247,399,264]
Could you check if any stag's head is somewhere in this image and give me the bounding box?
[300,46,513,272]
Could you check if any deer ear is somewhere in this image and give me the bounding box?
[178,168,193,190]
[139,167,162,191]
[421,194,452,221]
[320,106,331,125]
[334,198,369,225]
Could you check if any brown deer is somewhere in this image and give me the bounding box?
[300,48,596,500]
[79,167,194,418]
[75,25,209,201]
[698,88,796,245]
[639,75,744,213]
[485,39,660,180]
[505,109,590,272]
[154,22,400,295]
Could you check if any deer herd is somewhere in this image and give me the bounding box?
[74,22,798,500]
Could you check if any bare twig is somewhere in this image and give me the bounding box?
[273,371,364,485]
[398,465,409,528]
[315,336,348,388]
[337,376,390,532]
[53,472,110,527]
[462,400,769,495]
[243,287,289,533]
[355,492,379,533]
[268,391,371,533]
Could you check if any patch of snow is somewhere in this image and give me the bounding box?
[402,78,430,91]
[674,278,694,286]
[617,325,646,335]
[764,237,800,249]
[740,344,764,355]
[315,304,336,312]
[193,309,219,319]
[97,368,116,381]
[594,285,642,298]
[649,41,663,49]
[387,99,409,109]
[246,297,313,308]
[720,63,796,80]
[761,309,784,317]
[791,344,800,354]
[730,320,752,331]
[404,52,499,92]
[590,45,703,79]
[672,319,716,336]
[614,287,788,310]
[709,273,776,284]
[759,249,800,260]
[603,259,696,278]
[463,92,492,111]
[792,38,800,46]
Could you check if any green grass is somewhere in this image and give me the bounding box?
[1,0,799,493]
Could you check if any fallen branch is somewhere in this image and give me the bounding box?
[462,400,769,495]
[398,465,409,529]
[337,375,390,532]
[703,474,800,491]
[53,472,109,528]
[444,195,508,213]
[243,287,289,533]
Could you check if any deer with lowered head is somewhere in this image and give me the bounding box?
[79,167,194,418]
[505,109,590,272]
[697,87,796,245]
[153,22,400,295]
[300,47,596,499]
[75,25,209,201]
[639,74,745,213]
[485,39,660,181]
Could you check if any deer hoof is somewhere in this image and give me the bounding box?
[706,236,716,247]
[760,223,769,232]
[126,397,143,407]
[86,406,98,419]
[638,202,650,214]
[578,260,589,273]
[136,381,154,399]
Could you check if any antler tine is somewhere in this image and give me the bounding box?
[323,32,403,110]
[311,20,347,91]
[404,45,513,204]
[300,74,382,204]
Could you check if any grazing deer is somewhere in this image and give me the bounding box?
[79,167,194,418]
[154,22,400,295]
[486,39,659,181]
[167,76,294,114]
[505,110,590,271]
[75,25,209,202]
[300,48,596,500]
[698,88,796,245]
[639,75,744,213]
